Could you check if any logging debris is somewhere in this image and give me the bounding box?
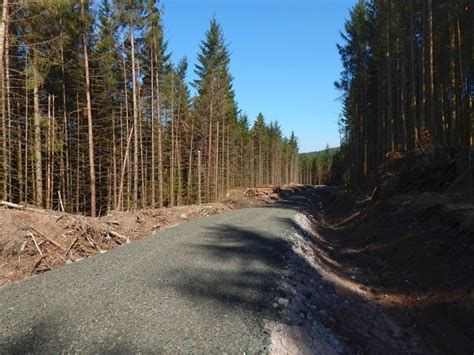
[0,184,296,286]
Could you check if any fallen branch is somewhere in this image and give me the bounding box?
[64,236,78,257]
[55,252,68,263]
[85,234,96,249]
[58,190,65,212]
[30,227,65,251]
[0,200,47,214]
[31,256,45,273]
[28,232,43,257]
[108,231,130,244]
[53,215,67,223]
[0,201,24,210]
[445,170,470,194]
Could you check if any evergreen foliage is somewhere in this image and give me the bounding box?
[0,0,300,214]
[335,0,473,190]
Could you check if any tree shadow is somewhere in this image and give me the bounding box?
[1,196,320,354]
[154,224,291,312]
[1,313,157,354]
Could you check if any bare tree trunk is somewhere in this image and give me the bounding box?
[130,21,139,210]
[153,50,163,208]
[409,9,418,147]
[81,0,96,217]
[118,127,134,211]
[197,150,201,204]
[170,71,175,206]
[214,121,219,200]
[427,0,435,139]
[24,51,29,202]
[387,0,394,151]
[258,138,262,186]
[449,12,457,147]
[420,4,426,129]
[121,49,131,210]
[150,46,156,207]
[225,133,231,192]
[138,102,145,208]
[33,54,43,208]
[175,82,182,206]
[46,95,51,209]
[4,8,10,199]
[207,91,213,202]
[0,0,8,200]
[221,121,225,197]
[60,30,69,210]
[112,112,117,209]
[75,94,80,212]
[187,122,194,204]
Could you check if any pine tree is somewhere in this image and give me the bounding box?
[193,17,237,202]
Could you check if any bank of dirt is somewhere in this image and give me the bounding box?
[0,185,293,287]
[286,187,473,353]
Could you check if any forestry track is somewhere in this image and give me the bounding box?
[0,189,313,353]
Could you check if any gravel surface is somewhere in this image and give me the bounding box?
[0,199,305,354]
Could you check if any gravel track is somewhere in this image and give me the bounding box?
[0,197,307,354]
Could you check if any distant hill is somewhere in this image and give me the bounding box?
[300,147,339,159]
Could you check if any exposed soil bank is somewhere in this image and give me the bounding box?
[268,187,473,354]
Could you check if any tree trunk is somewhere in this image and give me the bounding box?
[186,122,194,204]
[409,9,418,147]
[0,0,8,200]
[427,0,435,139]
[170,71,175,206]
[130,21,139,210]
[150,45,156,207]
[33,53,43,208]
[118,127,134,211]
[153,49,163,208]
[197,150,201,204]
[81,0,96,217]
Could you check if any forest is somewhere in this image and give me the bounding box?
[334,0,473,191]
[0,1,473,352]
[0,0,301,216]
[298,146,339,186]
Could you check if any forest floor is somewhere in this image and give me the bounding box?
[0,185,293,287]
[271,187,473,354]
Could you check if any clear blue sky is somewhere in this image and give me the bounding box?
[162,0,356,153]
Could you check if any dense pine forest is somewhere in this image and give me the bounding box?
[298,146,339,186]
[0,0,300,216]
[335,0,473,190]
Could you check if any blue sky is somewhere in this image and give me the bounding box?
[162,0,356,153]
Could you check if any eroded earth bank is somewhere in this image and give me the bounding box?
[268,186,473,354]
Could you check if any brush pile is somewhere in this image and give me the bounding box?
[0,204,131,278]
[0,184,295,286]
